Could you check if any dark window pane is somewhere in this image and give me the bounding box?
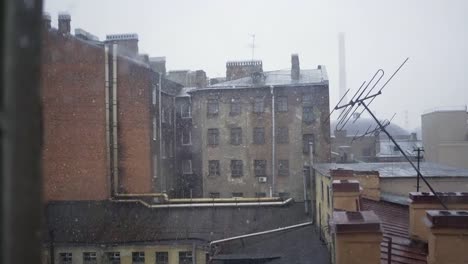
[207,99,219,116]
[277,127,289,143]
[253,97,264,113]
[209,192,220,198]
[231,160,243,177]
[275,96,288,112]
[209,160,220,176]
[303,106,315,123]
[132,252,145,264]
[232,192,244,198]
[156,252,169,264]
[254,160,267,176]
[207,128,219,146]
[303,134,315,154]
[230,127,242,145]
[179,251,192,264]
[253,127,265,144]
[230,98,241,115]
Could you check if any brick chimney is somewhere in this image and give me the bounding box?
[291,54,300,81]
[225,60,262,81]
[409,192,468,242]
[332,211,382,264]
[43,13,51,30]
[332,180,361,212]
[425,210,468,264]
[58,12,71,34]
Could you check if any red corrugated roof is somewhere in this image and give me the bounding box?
[361,198,427,264]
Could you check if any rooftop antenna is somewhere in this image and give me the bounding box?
[331,57,448,209]
[249,34,256,61]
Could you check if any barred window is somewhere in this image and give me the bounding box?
[303,106,315,123]
[302,94,313,107]
[156,252,169,264]
[106,252,121,264]
[182,129,191,145]
[231,160,243,177]
[275,96,288,112]
[254,160,267,176]
[253,127,265,144]
[207,99,219,116]
[230,127,242,145]
[179,251,193,264]
[278,160,289,176]
[253,97,264,113]
[230,98,241,115]
[207,128,219,146]
[276,127,289,144]
[232,192,244,198]
[83,252,97,264]
[59,253,72,264]
[209,160,220,176]
[132,252,145,264]
[255,192,267,198]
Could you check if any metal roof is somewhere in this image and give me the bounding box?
[362,199,427,264]
[206,67,328,90]
[315,162,468,178]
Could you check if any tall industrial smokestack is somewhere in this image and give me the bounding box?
[338,33,347,109]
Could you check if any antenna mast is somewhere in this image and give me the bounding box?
[249,34,256,61]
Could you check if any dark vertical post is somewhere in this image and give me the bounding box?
[387,236,392,264]
[1,0,43,264]
[414,147,424,192]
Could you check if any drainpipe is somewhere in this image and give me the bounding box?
[158,72,163,192]
[173,96,176,196]
[303,167,308,214]
[104,45,112,195]
[270,85,276,196]
[112,44,119,194]
[309,142,315,223]
[192,242,196,264]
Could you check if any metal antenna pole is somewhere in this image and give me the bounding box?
[361,102,447,209]
[414,147,424,192]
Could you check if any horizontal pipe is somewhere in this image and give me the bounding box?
[168,197,282,203]
[210,221,313,246]
[111,198,293,208]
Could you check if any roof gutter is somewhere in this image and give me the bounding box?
[111,198,293,208]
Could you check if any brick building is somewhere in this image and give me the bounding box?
[41,13,182,202]
[181,55,331,200]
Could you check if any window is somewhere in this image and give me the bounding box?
[254,160,267,176]
[278,160,289,176]
[162,140,166,158]
[303,106,315,123]
[161,108,166,123]
[167,110,172,125]
[181,103,191,118]
[230,127,242,145]
[232,192,244,198]
[275,96,288,112]
[208,160,220,176]
[152,85,157,105]
[182,160,192,174]
[169,138,174,157]
[303,134,315,154]
[59,253,72,264]
[255,192,267,198]
[83,252,97,264]
[230,98,241,115]
[302,94,313,107]
[209,192,220,198]
[207,99,219,116]
[152,116,157,140]
[207,128,219,146]
[156,252,169,264]
[231,160,243,177]
[182,129,191,145]
[279,192,290,199]
[276,127,289,143]
[132,252,145,264]
[179,251,193,264]
[253,97,264,113]
[106,252,121,264]
[253,127,265,144]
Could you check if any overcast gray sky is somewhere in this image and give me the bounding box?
[44,0,468,131]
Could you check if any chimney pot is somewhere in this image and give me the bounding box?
[291,54,300,81]
[58,12,71,34]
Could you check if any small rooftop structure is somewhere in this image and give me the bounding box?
[106,33,139,41]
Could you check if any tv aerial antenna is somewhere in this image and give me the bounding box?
[327,57,447,209]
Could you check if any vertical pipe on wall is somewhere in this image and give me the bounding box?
[270,85,276,196]
[104,45,112,196]
[112,44,119,193]
[158,73,163,192]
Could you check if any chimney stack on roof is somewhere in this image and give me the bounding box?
[291,54,300,81]
[58,12,71,34]
[43,13,51,30]
[105,33,139,58]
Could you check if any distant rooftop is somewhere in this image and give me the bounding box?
[150,56,166,62]
[315,162,468,178]
[205,67,328,90]
[423,105,467,115]
[176,86,197,97]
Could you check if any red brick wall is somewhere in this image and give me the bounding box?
[41,32,109,201]
[116,56,153,193]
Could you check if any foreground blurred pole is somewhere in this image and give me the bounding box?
[1,0,43,263]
